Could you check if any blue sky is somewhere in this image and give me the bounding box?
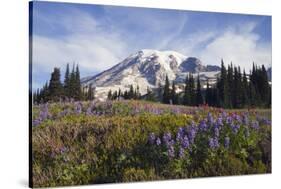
[31,1,272,90]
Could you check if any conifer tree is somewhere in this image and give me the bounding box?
[107,90,112,100]
[196,75,203,106]
[129,85,134,99]
[188,73,196,106]
[241,70,249,106]
[118,88,121,100]
[48,68,63,101]
[162,75,171,104]
[123,90,129,99]
[205,79,211,106]
[87,84,94,101]
[171,81,178,105]
[74,64,82,100]
[69,64,76,99]
[183,74,190,105]
[227,63,234,108]
[64,63,70,98]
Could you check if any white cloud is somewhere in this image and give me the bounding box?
[32,8,130,77]
[198,26,271,71]
[33,33,128,75]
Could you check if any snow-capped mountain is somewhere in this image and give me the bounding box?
[82,49,220,100]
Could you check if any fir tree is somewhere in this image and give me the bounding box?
[205,79,211,106]
[183,74,190,105]
[64,63,70,98]
[118,88,121,100]
[129,85,134,99]
[69,64,76,99]
[196,75,203,106]
[171,81,178,105]
[241,70,249,106]
[74,64,82,100]
[162,75,171,104]
[107,90,112,100]
[188,73,196,106]
[48,68,63,102]
[87,84,94,101]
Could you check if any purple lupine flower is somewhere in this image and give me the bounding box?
[251,121,259,130]
[199,120,208,131]
[222,111,228,119]
[156,137,161,146]
[39,104,49,120]
[163,132,172,145]
[179,147,185,158]
[214,127,220,138]
[176,127,184,142]
[208,137,215,149]
[260,118,271,126]
[233,114,242,124]
[168,145,175,158]
[226,116,233,125]
[209,137,219,149]
[188,126,197,144]
[264,119,271,126]
[216,117,223,127]
[32,119,41,127]
[149,133,156,144]
[230,123,240,134]
[224,137,230,149]
[181,135,190,149]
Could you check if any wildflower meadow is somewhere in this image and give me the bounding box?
[32,100,271,187]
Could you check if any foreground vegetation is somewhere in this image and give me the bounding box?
[32,100,271,187]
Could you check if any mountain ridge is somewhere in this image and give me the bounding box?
[81,49,220,100]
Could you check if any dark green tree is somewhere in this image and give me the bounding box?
[189,73,196,106]
[48,67,63,101]
[64,63,70,98]
[129,85,134,99]
[107,90,112,100]
[205,79,211,106]
[87,84,94,101]
[69,64,76,99]
[183,74,190,105]
[241,70,249,106]
[171,81,178,105]
[74,64,82,100]
[196,75,203,106]
[162,75,171,104]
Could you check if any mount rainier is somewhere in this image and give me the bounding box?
[81,49,220,101]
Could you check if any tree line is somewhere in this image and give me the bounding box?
[160,61,271,108]
[33,63,94,104]
[107,85,142,100]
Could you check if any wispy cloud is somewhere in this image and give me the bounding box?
[32,7,130,77]
[32,2,271,89]
[197,23,271,71]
